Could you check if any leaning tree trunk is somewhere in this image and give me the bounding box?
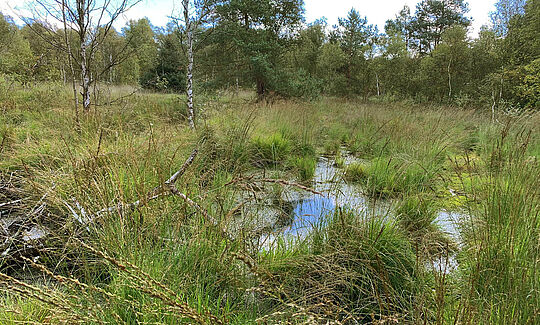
[186,30,195,129]
[183,0,195,129]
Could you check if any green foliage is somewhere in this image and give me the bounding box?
[1,85,538,323]
[360,157,440,197]
[0,0,535,109]
[0,13,34,80]
[214,0,304,97]
[459,130,540,323]
[409,0,470,54]
[343,162,368,182]
[490,0,527,36]
[123,18,158,85]
[291,156,316,181]
[262,210,421,321]
[396,195,438,233]
[316,42,348,95]
[517,58,540,108]
[0,295,50,324]
[252,132,291,167]
[150,25,186,91]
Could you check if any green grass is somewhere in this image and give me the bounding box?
[1,83,539,323]
[348,156,441,197]
[251,132,291,167]
[343,161,368,181]
[260,209,422,322]
[457,131,540,324]
[396,195,439,233]
[290,156,317,181]
[0,295,51,324]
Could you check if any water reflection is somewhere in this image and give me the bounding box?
[245,152,466,266]
[286,196,335,235]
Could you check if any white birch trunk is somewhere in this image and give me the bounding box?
[81,42,91,112]
[376,72,380,97]
[183,0,195,129]
[491,89,496,123]
[447,60,452,98]
[62,0,79,125]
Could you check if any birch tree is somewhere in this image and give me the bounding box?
[176,0,221,129]
[24,0,139,113]
[490,0,526,36]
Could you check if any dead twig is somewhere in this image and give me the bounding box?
[227,176,325,197]
[169,184,234,242]
[66,149,199,225]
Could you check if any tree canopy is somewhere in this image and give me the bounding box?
[0,0,538,109]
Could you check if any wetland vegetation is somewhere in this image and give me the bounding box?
[1,85,538,323]
[1,0,539,323]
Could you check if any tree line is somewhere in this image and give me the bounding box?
[0,0,538,110]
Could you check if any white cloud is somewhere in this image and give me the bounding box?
[0,0,28,21]
[114,0,176,30]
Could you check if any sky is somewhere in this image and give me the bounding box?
[0,0,497,36]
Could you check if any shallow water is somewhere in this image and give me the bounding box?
[435,210,462,241]
[241,152,466,258]
[279,155,391,235]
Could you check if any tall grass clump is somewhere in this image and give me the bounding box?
[396,195,438,234]
[395,195,455,257]
[458,128,540,324]
[351,156,440,197]
[259,209,422,323]
[251,132,291,167]
[343,162,368,181]
[290,156,317,182]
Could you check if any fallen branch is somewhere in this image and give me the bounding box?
[0,199,22,208]
[227,176,325,197]
[258,178,326,196]
[169,184,234,242]
[165,149,198,185]
[67,149,199,225]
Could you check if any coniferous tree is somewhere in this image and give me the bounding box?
[409,0,470,55]
[215,0,305,99]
